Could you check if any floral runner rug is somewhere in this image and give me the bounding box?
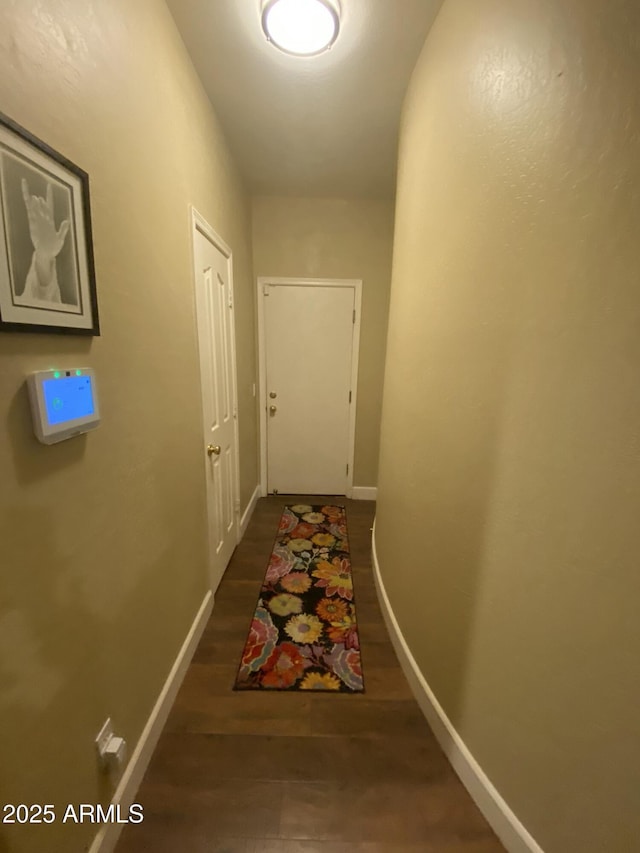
[234,504,364,692]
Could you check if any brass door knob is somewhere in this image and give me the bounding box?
[207,444,221,456]
[269,405,277,414]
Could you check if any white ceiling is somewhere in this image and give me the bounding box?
[165,0,444,198]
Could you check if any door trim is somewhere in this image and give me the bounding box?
[190,206,241,588]
[257,276,362,498]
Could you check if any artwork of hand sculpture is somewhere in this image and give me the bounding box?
[21,178,70,303]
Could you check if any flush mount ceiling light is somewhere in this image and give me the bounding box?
[261,0,340,57]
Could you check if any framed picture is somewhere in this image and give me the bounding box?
[0,112,99,335]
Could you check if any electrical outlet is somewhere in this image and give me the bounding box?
[95,717,127,774]
[95,718,113,760]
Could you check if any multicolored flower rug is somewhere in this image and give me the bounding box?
[234,504,364,692]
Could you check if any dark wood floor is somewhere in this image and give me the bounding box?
[115,497,505,853]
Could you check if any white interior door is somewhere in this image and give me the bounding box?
[263,281,357,495]
[193,218,239,590]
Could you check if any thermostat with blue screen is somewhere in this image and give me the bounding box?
[27,369,100,444]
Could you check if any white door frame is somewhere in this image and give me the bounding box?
[257,276,362,499]
[190,206,242,587]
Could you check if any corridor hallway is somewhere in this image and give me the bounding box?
[115,498,504,852]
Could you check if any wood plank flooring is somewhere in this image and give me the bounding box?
[115,497,505,853]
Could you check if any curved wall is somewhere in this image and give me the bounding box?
[375,1,640,851]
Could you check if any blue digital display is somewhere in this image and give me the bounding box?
[43,375,95,426]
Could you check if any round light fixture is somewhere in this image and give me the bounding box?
[262,0,340,57]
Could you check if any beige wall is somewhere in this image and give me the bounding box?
[0,1,257,851]
[252,196,394,487]
[376,0,640,851]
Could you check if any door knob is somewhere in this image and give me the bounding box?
[269,405,277,415]
[207,444,221,456]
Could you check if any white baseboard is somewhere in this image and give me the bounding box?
[371,522,544,853]
[351,486,378,500]
[239,484,261,539]
[88,590,214,853]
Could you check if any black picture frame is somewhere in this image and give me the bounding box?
[0,111,100,335]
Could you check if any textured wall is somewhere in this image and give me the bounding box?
[0,1,257,851]
[252,196,394,488]
[375,0,640,851]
